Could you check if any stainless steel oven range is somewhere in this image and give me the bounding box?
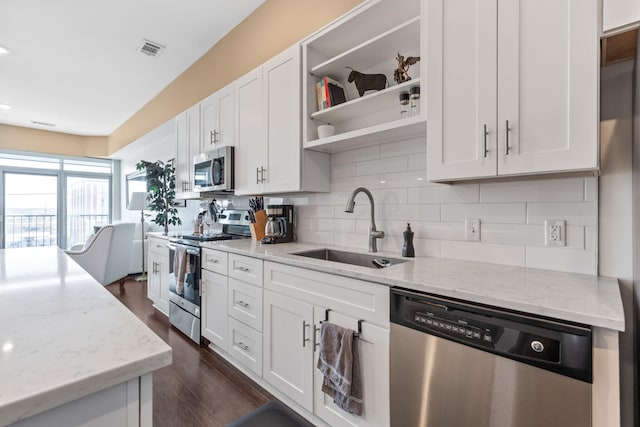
[166,209,251,344]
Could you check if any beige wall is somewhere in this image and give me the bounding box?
[0,0,362,158]
[0,124,108,157]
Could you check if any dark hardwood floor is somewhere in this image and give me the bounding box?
[106,278,273,427]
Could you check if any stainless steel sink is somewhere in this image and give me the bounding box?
[291,248,408,269]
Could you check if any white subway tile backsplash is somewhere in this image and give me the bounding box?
[413,238,441,257]
[408,154,427,171]
[290,139,597,275]
[584,177,597,202]
[380,138,426,158]
[332,145,380,165]
[441,241,526,267]
[526,202,597,226]
[585,226,597,251]
[407,184,479,204]
[331,175,381,192]
[379,171,428,189]
[379,204,440,222]
[332,163,357,179]
[441,203,526,224]
[480,178,585,203]
[296,230,334,246]
[357,156,408,176]
[525,247,597,275]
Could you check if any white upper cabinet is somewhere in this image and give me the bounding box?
[302,0,426,153]
[603,0,640,33]
[175,104,201,193]
[235,44,330,195]
[201,83,235,150]
[427,0,599,182]
[234,66,265,195]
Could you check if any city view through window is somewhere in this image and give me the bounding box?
[1,153,112,249]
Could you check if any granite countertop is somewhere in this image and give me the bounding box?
[201,240,625,332]
[0,247,172,426]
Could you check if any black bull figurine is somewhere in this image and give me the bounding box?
[346,67,387,97]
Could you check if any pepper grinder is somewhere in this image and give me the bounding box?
[402,223,415,257]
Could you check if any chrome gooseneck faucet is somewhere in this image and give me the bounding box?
[345,187,385,252]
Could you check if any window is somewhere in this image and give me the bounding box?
[0,151,113,249]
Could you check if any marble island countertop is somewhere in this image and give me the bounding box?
[201,240,625,332]
[0,247,172,426]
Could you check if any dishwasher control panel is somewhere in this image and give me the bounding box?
[414,311,497,347]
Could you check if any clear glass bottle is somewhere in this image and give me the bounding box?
[409,86,420,117]
[399,91,410,118]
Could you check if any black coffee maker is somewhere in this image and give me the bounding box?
[262,204,294,244]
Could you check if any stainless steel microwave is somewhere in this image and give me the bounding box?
[193,146,234,192]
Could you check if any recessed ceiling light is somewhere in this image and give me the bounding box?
[0,46,10,54]
[0,104,12,110]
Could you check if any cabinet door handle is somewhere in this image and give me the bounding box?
[236,300,249,308]
[302,321,310,347]
[237,266,249,272]
[256,167,260,184]
[207,257,218,264]
[210,130,219,144]
[505,120,510,155]
[314,325,321,350]
[236,341,249,351]
[260,166,267,183]
[483,124,489,158]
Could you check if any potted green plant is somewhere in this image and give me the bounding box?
[135,160,182,235]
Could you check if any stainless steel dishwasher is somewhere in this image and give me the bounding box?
[390,288,592,427]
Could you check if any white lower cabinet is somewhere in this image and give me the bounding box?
[201,268,228,351]
[228,317,262,376]
[263,290,315,411]
[147,236,169,316]
[313,308,390,427]
[228,278,263,332]
[263,261,390,427]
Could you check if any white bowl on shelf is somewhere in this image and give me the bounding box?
[317,124,335,139]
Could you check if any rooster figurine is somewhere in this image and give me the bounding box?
[393,52,420,84]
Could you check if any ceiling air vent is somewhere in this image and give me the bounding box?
[138,39,165,57]
[31,121,55,127]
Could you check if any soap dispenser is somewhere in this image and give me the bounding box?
[402,223,415,257]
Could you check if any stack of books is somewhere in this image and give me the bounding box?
[316,76,347,111]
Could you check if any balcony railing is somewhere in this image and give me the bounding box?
[4,214,109,249]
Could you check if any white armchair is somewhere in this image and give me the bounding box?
[65,222,135,286]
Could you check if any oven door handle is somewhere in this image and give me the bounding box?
[166,243,200,256]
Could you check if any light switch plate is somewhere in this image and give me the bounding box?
[465,218,481,242]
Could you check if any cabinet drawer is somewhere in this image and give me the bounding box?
[228,254,263,286]
[228,278,263,332]
[202,248,228,275]
[228,317,262,377]
[264,261,389,327]
[148,237,168,255]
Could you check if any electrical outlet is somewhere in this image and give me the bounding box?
[465,218,481,242]
[544,219,566,247]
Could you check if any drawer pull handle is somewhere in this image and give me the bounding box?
[236,300,249,308]
[208,258,219,264]
[237,266,250,272]
[236,341,249,351]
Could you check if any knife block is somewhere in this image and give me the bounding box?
[250,210,267,241]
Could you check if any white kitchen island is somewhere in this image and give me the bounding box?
[0,247,172,427]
